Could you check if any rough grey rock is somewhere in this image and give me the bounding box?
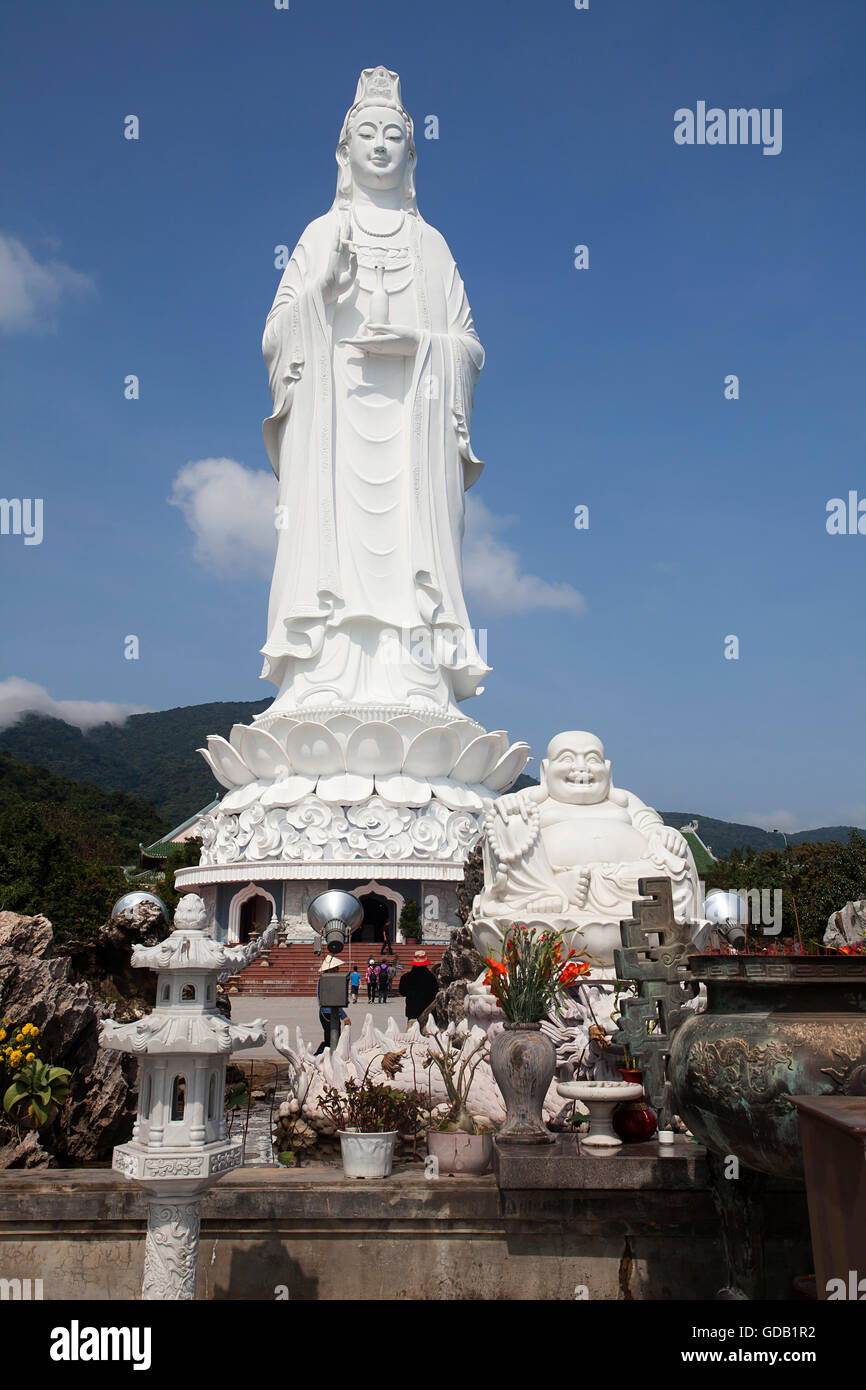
[0,1128,53,1171]
[53,898,171,1024]
[0,911,136,1166]
[426,922,485,1029]
[825,900,866,949]
[425,845,487,1034]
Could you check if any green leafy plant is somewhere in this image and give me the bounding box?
[484,925,590,1024]
[317,1058,424,1134]
[2,1022,71,1129]
[225,1082,248,1110]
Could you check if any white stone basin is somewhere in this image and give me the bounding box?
[557,1080,643,1149]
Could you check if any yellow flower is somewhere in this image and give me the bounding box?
[25,1052,35,1062]
[0,1030,5,1043]
[8,1050,23,1067]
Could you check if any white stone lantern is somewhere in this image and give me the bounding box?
[100,893,267,1300]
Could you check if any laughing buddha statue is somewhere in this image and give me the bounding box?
[470,732,701,968]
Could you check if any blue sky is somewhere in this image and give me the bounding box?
[1,0,864,830]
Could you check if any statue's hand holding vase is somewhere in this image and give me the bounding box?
[339,323,421,357]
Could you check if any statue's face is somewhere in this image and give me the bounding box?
[542,733,611,806]
[345,105,411,191]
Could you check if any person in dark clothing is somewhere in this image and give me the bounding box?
[398,950,438,1021]
[315,961,348,1055]
[315,1004,347,1055]
[376,959,391,1003]
[365,959,377,1002]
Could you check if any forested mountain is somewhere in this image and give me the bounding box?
[1,705,862,852]
[0,702,267,826]
[0,752,169,938]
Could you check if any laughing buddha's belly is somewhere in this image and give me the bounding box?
[541,817,650,868]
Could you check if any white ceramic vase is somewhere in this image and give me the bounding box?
[426,1131,493,1176]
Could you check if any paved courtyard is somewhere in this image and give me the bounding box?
[229,994,413,1059]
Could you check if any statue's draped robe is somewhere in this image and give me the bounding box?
[261,208,488,713]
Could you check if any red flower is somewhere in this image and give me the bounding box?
[559,962,591,986]
[484,958,508,978]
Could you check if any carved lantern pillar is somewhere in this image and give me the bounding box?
[100,894,266,1300]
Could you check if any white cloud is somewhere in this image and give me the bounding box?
[169,457,276,578]
[0,233,95,332]
[464,495,585,617]
[169,460,583,618]
[0,678,147,733]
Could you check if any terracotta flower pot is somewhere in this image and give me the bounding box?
[426,1131,493,1175]
[490,1023,556,1144]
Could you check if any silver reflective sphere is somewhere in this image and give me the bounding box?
[111,890,169,923]
[703,889,748,925]
[307,890,364,936]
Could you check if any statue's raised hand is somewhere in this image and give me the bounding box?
[493,791,529,823]
[650,826,689,860]
[339,323,421,356]
[321,216,356,303]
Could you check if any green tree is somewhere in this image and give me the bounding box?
[160,839,204,916]
[704,832,866,946]
[399,896,422,940]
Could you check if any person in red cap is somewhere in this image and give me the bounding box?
[398,949,438,1021]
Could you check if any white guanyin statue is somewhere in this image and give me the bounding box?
[261,64,487,716]
[194,68,528,876]
[471,731,701,968]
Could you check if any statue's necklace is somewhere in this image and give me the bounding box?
[352,209,405,239]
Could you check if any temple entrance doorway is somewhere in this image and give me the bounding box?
[227,884,276,946]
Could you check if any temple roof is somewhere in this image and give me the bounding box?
[681,827,717,875]
[139,800,219,862]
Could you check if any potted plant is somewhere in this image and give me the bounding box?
[423,1021,493,1174]
[484,927,589,1144]
[398,898,423,942]
[317,1060,424,1179]
[1,1021,71,1130]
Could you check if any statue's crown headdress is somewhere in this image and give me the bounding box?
[335,66,417,212]
[351,66,404,114]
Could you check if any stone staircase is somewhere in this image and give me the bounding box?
[225,941,449,997]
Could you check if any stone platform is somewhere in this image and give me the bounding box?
[493,1133,707,1189]
[0,1157,810,1301]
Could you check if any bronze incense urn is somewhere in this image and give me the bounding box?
[669,954,866,1180]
